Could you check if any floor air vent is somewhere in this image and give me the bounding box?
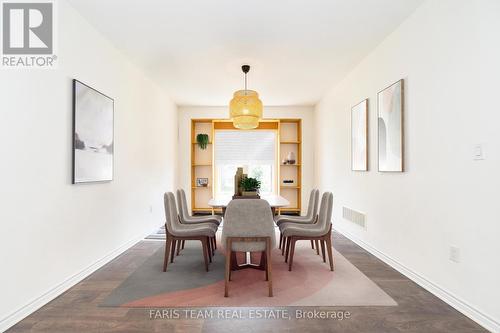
[342,206,366,229]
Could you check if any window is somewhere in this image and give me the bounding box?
[214,130,277,198]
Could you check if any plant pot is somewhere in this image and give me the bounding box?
[242,191,258,196]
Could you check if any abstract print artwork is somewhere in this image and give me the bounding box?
[72,80,114,183]
[378,79,404,172]
[351,99,368,171]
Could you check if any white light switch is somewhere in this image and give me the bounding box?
[473,144,484,160]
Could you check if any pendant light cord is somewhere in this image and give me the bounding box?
[242,64,250,96]
[244,72,247,95]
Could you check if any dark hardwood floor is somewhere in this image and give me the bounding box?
[8,232,487,333]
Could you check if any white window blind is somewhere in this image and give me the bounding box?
[215,131,276,163]
[214,130,277,197]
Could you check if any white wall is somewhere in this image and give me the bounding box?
[0,1,177,329]
[314,0,499,330]
[178,106,314,214]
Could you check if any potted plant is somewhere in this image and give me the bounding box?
[196,133,209,150]
[240,177,261,196]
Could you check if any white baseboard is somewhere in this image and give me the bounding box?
[335,227,499,333]
[0,229,153,333]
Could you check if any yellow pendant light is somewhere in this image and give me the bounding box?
[229,65,263,129]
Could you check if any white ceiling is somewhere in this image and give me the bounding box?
[67,0,423,106]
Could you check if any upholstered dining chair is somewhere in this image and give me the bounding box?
[176,189,221,254]
[177,189,222,225]
[221,199,276,297]
[163,192,216,272]
[282,192,334,271]
[275,189,319,251]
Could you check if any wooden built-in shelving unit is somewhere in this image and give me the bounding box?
[191,119,214,213]
[190,118,302,215]
[277,119,302,214]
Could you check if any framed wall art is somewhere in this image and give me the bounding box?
[72,80,114,183]
[196,178,209,187]
[378,79,404,172]
[351,99,368,171]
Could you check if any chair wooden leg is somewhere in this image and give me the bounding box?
[176,239,181,256]
[282,237,287,256]
[207,237,212,263]
[201,238,209,272]
[163,236,172,272]
[288,238,297,271]
[266,237,273,297]
[213,236,217,250]
[265,259,268,281]
[311,240,315,249]
[170,239,176,263]
[261,252,268,281]
[224,240,232,297]
[315,240,320,255]
[285,237,291,263]
[326,235,334,271]
[212,237,216,255]
[279,233,283,249]
[230,252,238,271]
[181,240,185,249]
[321,239,326,263]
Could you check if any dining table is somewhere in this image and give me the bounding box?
[208,194,290,216]
[208,194,290,270]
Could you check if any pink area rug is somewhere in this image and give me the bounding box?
[101,234,396,308]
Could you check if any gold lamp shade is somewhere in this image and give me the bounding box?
[229,65,263,129]
[229,89,263,129]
